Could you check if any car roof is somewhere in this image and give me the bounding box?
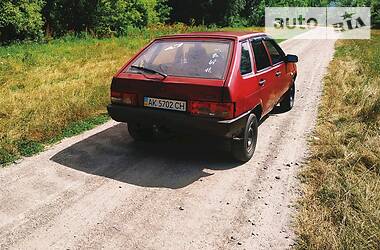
[157,31,267,41]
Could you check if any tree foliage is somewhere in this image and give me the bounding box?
[93,0,148,37]
[155,0,172,23]
[0,0,44,43]
[166,0,379,27]
[43,0,97,36]
[334,0,380,28]
[0,0,379,44]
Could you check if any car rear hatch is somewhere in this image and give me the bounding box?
[111,73,236,120]
[110,38,235,119]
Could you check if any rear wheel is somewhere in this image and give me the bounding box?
[279,81,295,112]
[231,114,258,162]
[128,122,154,141]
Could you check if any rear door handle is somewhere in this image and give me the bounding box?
[259,79,266,86]
[275,71,281,77]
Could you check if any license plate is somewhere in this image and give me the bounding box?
[144,97,186,112]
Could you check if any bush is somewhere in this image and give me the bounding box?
[155,0,172,23]
[0,0,44,44]
[42,0,97,37]
[43,0,150,38]
[139,0,158,24]
[372,1,380,28]
[93,0,148,37]
[224,0,247,26]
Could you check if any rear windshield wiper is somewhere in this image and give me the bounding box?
[130,65,167,79]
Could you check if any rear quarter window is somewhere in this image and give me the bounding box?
[240,41,252,75]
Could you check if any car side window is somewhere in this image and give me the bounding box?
[240,41,252,75]
[264,40,285,65]
[251,40,271,71]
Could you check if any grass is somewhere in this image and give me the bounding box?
[296,30,380,249]
[0,24,263,166]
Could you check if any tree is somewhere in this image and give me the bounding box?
[93,0,148,37]
[224,0,247,26]
[0,0,44,43]
[43,0,98,36]
[155,0,172,23]
[333,0,380,27]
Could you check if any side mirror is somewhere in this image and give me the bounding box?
[285,54,298,63]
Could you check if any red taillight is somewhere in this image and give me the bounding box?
[189,101,235,119]
[111,91,137,106]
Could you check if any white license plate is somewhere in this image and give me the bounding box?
[144,97,186,112]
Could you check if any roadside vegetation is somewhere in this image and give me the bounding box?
[296,30,380,249]
[1,0,379,45]
[0,25,263,165]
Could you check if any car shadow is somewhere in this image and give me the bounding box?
[51,123,242,189]
[269,104,287,115]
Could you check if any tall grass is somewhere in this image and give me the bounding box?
[0,25,263,165]
[296,30,380,249]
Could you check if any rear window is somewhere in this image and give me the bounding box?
[127,40,231,79]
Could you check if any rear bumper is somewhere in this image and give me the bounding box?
[107,104,249,138]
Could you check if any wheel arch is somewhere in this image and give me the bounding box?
[250,104,263,122]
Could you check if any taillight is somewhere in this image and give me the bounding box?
[111,91,137,106]
[189,101,235,119]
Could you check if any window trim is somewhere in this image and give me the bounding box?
[263,39,286,66]
[126,39,234,80]
[250,37,273,74]
[239,40,254,78]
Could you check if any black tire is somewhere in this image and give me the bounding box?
[127,122,154,141]
[231,114,258,162]
[279,80,295,112]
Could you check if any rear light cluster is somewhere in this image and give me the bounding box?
[189,101,235,119]
[111,91,234,120]
[111,91,137,106]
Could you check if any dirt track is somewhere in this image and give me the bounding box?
[0,38,335,249]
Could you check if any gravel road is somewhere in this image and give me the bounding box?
[0,38,335,250]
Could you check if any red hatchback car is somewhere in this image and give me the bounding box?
[107,31,298,162]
